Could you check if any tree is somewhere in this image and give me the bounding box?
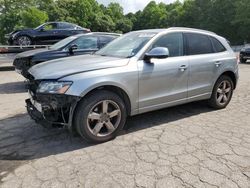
[133,1,167,29]
[234,0,250,43]
[90,12,115,32]
[0,0,250,44]
[105,3,124,21]
[21,7,48,28]
[0,0,35,43]
[115,18,133,33]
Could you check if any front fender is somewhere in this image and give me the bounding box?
[61,65,139,115]
[13,31,34,40]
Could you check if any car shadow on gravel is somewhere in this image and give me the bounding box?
[0,102,214,179]
[0,102,213,162]
[0,81,27,94]
[124,101,212,133]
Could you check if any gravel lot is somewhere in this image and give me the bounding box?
[0,64,250,188]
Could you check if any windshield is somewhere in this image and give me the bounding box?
[49,36,77,50]
[96,32,156,58]
[35,23,45,30]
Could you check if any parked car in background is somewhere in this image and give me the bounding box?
[5,22,90,46]
[13,32,121,78]
[26,28,238,143]
[240,46,250,63]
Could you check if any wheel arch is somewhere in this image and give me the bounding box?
[14,33,33,44]
[219,71,237,89]
[78,84,132,116]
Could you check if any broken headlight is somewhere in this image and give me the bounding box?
[37,81,72,94]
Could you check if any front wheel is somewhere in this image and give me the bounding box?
[208,75,234,109]
[15,36,32,46]
[74,90,127,143]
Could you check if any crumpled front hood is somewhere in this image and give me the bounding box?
[29,54,129,80]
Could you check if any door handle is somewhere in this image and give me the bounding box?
[179,65,187,72]
[215,61,222,67]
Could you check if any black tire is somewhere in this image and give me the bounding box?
[15,35,32,46]
[208,75,234,109]
[74,90,127,143]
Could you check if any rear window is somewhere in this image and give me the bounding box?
[99,36,117,48]
[186,33,213,55]
[58,23,75,29]
[210,37,226,52]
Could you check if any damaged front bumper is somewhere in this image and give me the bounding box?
[26,92,80,130]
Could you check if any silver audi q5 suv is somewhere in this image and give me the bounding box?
[26,28,239,143]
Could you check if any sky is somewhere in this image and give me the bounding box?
[96,0,178,14]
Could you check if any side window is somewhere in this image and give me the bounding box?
[73,36,98,50]
[210,37,226,53]
[99,36,116,48]
[44,23,58,30]
[58,23,75,29]
[186,33,213,55]
[151,33,183,57]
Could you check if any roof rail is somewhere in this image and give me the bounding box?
[168,27,216,35]
[91,32,122,36]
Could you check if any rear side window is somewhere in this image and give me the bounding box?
[210,37,226,52]
[186,33,213,55]
[99,36,116,48]
[71,36,98,49]
[58,23,75,29]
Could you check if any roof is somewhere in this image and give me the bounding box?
[132,27,217,36]
[72,32,122,38]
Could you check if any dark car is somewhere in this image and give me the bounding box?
[240,46,250,63]
[5,22,90,46]
[13,32,121,78]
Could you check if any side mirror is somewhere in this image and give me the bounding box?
[144,47,169,62]
[68,44,78,54]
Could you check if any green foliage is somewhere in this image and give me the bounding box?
[90,12,115,32]
[0,0,249,44]
[234,0,250,43]
[20,7,48,28]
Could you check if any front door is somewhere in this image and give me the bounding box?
[138,33,189,113]
[36,23,60,44]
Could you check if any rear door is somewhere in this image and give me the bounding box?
[57,23,76,39]
[184,32,227,100]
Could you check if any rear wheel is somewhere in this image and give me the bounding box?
[208,75,234,109]
[74,90,127,143]
[16,36,32,46]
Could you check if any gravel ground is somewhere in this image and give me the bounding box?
[0,64,250,188]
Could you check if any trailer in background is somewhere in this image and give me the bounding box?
[0,45,51,54]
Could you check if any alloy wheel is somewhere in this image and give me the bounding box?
[17,36,31,46]
[216,80,232,105]
[87,100,121,137]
